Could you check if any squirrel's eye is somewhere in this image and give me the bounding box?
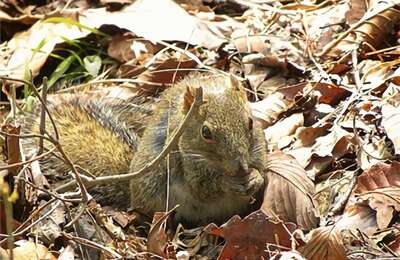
[201,125,213,141]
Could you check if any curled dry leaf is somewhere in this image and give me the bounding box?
[358,187,400,229]
[336,162,400,235]
[0,20,89,80]
[248,92,293,128]
[81,0,238,49]
[264,113,304,148]
[298,226,347,260]
[11,240,57,260]
[204,210,297,259]
[382,94,400,155]
[147,207,178,259]
[263,152,319,230]
[137,58,198,90]
[321,1,400,58]
[354,162,400,229]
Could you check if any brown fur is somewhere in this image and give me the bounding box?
[24,74,267,224]
[130,73,267,226]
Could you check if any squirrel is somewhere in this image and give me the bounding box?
[23,73,267,226]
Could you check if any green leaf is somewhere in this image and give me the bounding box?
[83,55,102,77]
[43,17,108,37]
[48,55,76,88]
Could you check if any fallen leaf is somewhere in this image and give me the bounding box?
[248,92,293,128]
[299,226,347,260]
[0,19,90,80]
[205,210,297,259]
[263,152,319,230]
[382,95,400,154]
[81,0,239,49]
[11,240,57,260]
[264,113,304,148]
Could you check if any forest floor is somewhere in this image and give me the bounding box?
[1,0,400,259]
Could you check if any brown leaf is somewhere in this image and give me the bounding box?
[345,0,367,24]
[358,187,400,229]
[147,207,177,259]
[248,92,294,128]
[263,152,319,230]
[204,210,297,259]
[354,162,400,193]
[336,162,400,235]
[335,204,378,236]
[264,113,304,148]
[108,33,163,63]
[137,58,198,91]
[322,2,400,57]
[299,226,347,260]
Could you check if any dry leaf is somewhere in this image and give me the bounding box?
[299,226,347,260]
[263,152,319,230]
[249,92,293,128]
[264,113,304,148]
[0,20,89,80]
[205,210,297,259]
[11,240,57,260]
[382,96,400,154]
[81,0,239,49]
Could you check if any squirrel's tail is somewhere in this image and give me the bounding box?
[22,94,151,207]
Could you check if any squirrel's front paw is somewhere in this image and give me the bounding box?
[220,169,264,196]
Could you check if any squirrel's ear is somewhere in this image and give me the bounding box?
[183,86,194,113]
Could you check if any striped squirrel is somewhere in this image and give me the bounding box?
[24,73,267,226]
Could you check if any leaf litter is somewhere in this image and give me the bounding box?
[1,0,400,259]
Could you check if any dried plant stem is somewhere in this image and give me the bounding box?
[38,77,48,155]
[317,2,398,57]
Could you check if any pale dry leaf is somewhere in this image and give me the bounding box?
[264,113,304,148]
[382,98,400,154]
[358,187,400,229]
[12,240,57,260]
[248,92,293,128]
[58,245,75,260]
[324,1,400,57]
[81,0,240,49]
[334,204,378,236]
[263,151,318,230]
[357,138,392,170]
[0,20,89,80]
[336,162,400,235]
[299,226,347,260]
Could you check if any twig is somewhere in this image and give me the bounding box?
[38,77,48,155]
[56,86,205,191]
[317,2,398,57]
[0,199,57,239]
[0,147,56,171]
[62,232,122,259]
[0,76,90,215]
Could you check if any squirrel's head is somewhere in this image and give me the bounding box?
[179,74,262,176]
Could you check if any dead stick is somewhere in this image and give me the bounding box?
[317,3,398,57]
[38,77,48,154]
